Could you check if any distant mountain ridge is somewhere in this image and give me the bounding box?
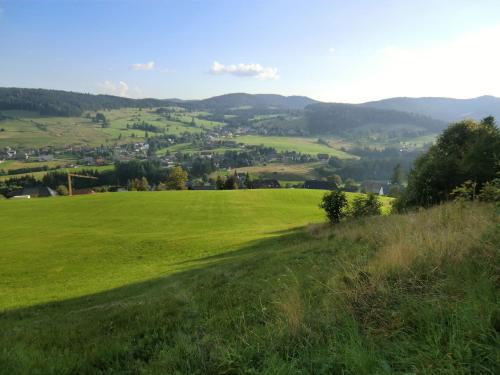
[191,93,318,111]
[1,87,498,130]
[304,102,446,135]
[0,88,318,116]
[362,95,500,122]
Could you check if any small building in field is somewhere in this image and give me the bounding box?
[317,153,330,161]
[304,180,338,190]
[9,186,57,198]
[252,179,281,189]
[360,180,391,195]
[72,188,95,195]
[38,154,54,162]
[190,185,217,190]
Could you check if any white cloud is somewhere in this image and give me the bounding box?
[130,61,155,71]
[97,80,130,97]
[210,61,279,80]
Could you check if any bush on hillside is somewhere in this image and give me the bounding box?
[56,185,68,196]
[320,190,348,223]
[452,178,500,203]
[478,178,500,202]
[350,193,382,218]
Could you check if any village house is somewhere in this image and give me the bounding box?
[360,180,391,195]
[304,180,338,190]
[252,179,281,189]
[317,153,330,161]
[9,186,57,198]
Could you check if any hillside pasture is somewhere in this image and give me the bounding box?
[235,135,358,159]
[0,111,107,148]
[0,190,328,311]
[0,107,226,149]
[216,162,324,182]
[0,197,496,374]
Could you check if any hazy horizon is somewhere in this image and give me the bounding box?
[1,0,499,103]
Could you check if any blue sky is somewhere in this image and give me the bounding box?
[1,0,500,102]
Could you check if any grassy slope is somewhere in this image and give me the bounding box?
[0,194,497,374]
[235,135,358,159]
[213,162,325,183]
[0,108,208,149]
[0,190,334,310]
[0,164,113,181]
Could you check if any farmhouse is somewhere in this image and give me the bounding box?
[360,180,391,195]
[71,188,95,195]
[38,154,54,162]
[252,179,281,189]
[304,180,338,190]
[190,185,217,190]
[317,153,330,160]
[9,186,57,198]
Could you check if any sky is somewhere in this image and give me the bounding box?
[1,0,500,102]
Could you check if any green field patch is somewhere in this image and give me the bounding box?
[235,135,358,159]
[0,190,327,310]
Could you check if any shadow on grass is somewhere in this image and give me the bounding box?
[0,227,310,321]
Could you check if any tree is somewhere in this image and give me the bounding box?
[94,112,107,124]
[391,163,403,185]
[320,190,348,223]
[165,166,188,190]
[216,175,225,190]
[398,117,500,208]
[327,174,342,186]
[224,175,238,190]
[343,178,358,192]
[244,172,253,189]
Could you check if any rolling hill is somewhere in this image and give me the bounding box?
[0,191,497,373]
[304,102,446,135]
[0,88,318,117]
[362,95,500,122]
[191,93,318,111]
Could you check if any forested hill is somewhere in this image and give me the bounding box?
[304,102,446,134]
[0,88,174,117]
[0,88,318,116]
[362,95,500,122]
[189,93,318,111]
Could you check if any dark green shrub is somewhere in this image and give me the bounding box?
[350,193,382,218]
[320,190,348,223]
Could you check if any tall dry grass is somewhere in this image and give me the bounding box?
[311,202,497,278]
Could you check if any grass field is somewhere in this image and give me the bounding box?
[0,164,114,181]
[0,108,217,149]
[214,162,325,182]
[235,135,358,159]
[0,193,497,374]
[0,190,331,311]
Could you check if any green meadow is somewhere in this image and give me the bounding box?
[0,108,214,149]
[0,191,497,374]
[235,135,358,159]
[0,190,333,310]
[0,164,114,181]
